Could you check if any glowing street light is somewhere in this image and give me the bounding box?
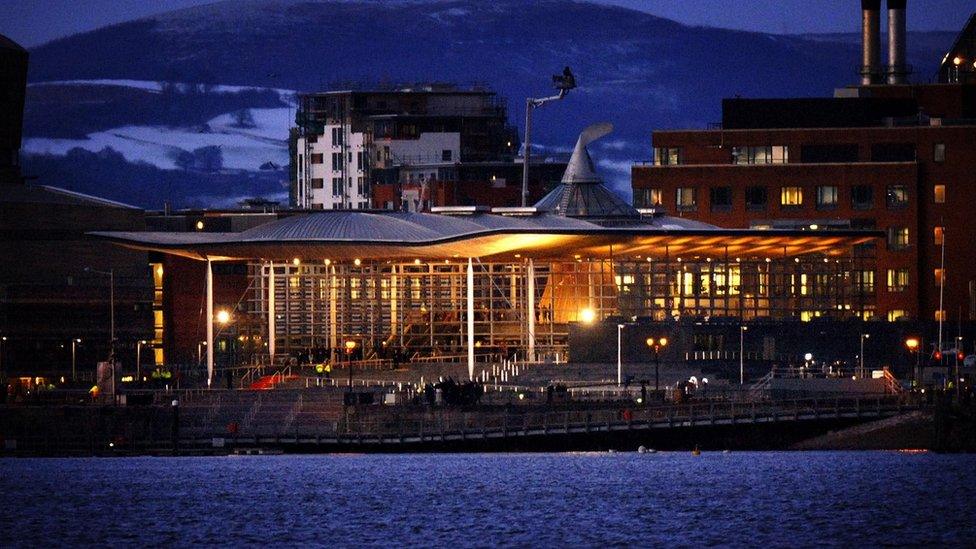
[580,308,596,324]
[646,336,668,393]
[345,340,358,391]
[859,333,870,378]
[136,339,148,381]
[216,309,231,325]
[905,337,921,384]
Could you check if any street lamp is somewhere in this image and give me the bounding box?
[739,326,748,385]
[617,324,625,386]
[646,336,668,393]
[859,333,870,378]
[197,341,207,366]
[136,340,148,381]
[72,338,82,381]
[345,340,357,391]
[0,335,7,381]
[905,337,920,385]
[216,309,231,325]
[580,308,595,324]
[521,66,576,206]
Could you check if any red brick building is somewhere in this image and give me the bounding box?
[633,9,976,326]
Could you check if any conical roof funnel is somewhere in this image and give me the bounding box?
[534,123,639,220]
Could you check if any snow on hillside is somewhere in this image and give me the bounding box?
[23,108,291,171]
[22,80,293,172]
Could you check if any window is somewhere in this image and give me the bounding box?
[310,178,324,189]
[934,310,947,322]
[816,186,838,209]
[676,187,697,211]
[871,143,915,162]
[331,152,343,169]
[653,147,681,166]
[635,188,662,208]
[331,127,343,147]
[887,227,910,250]
[710,187,732,211]
[731,145,788,165]
[855,270,875,293]
[935,268,945,286]
[800,144,858,163]
[934,184,946,204]
[780,186,803,207]
[886,185,908,208]
[745,186,767,210]
[310,153,324,164]
[442,150,452,162]
[331,177,342,196]
[934,143,945,163]
[851,185,873,209]
[886,269,909,292]
[934,226,945,246]
[887,310,907,322]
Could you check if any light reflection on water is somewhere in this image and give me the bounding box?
[1,452,974,547]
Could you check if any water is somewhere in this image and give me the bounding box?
[2,452,973,547]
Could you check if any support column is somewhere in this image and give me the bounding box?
[467,258,475,381]
[390,265,398,341]
[527,258,536,362]
[206,258,214,388]
[268,261,276,361]
[329,265,337,362]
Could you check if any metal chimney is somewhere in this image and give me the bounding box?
[860,0,882,85]
[887,0,909,84]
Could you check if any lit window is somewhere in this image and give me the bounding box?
[676,187,697,211]
[887,227,910,250]
[653,147,681,166]
[731,145,788,165]
[856,270,875,293]
[886,269,909,292]
[636,188,662,208]
[934,184,946,204]
[935,268,945,286]
[934,143,945,163]
[780,186,803,207]
[886,185,908,208]
[934,310,947,322]
[887,310,907,322]
[934,226,944,246]
[816,186,838,208]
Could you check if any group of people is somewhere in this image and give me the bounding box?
[422,378,484,407]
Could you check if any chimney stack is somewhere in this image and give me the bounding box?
[887,0,909,84]
[860,0,882,85]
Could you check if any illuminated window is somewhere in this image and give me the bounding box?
[855,270,875,293]
[886,185,908,208]
[732,145,788,165]
[934,310,947,321]
[780,186,803,207]
[635,188,662,208]
[934,226,944,246]
[887,227,910,250]
[934,143,945,163]
[887,310,907,321]
[816,186,838,208]
[934,184,946,204]
[653,147,681,166]
[935,268,945,286]
[676,187,697,211]
[886,269,909,292]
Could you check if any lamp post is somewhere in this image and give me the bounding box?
[197,341,207,366]
[72,338,81,382]
[859,333,870,378]
[617,324,624,386]
[521,66,576,206]
[345,340,357,391]
[0,335,7,381]
[739,325,748,385]
[905,337,920,386]
[136,340,147,381]
[646,336,668,393]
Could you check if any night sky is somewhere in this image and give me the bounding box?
[2,0,972,47]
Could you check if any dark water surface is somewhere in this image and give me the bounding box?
[2,452,973,547]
